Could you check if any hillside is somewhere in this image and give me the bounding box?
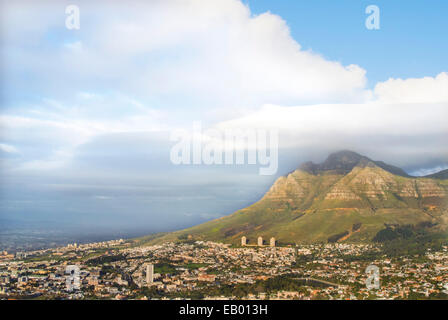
[146,151,448,245]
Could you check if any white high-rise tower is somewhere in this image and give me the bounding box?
[146,264,154,284]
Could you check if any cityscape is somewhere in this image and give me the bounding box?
[1,236,447,300]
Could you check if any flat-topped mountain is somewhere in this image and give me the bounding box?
[299,150,410,177]
[148,151,448,244]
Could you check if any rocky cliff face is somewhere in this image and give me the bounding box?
[263,153,447,209]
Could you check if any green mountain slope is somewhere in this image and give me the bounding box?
[148,151,448,245]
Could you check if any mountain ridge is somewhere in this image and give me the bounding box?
[299,150,411,177]
[423,169,448,180]
[143,151,448,245]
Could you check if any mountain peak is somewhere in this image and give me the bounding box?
[299,150,368,175]
[299,150,410,177]
[322,150,367,168]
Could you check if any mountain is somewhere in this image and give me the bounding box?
[424,169,448,180]
[298,150,411,177]
[147,151,448,245]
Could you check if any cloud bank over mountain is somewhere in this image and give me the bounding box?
[0,0,447,231]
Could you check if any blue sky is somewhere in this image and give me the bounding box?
[247,0,448,86]
[0,0,447,236]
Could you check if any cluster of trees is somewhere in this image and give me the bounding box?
[87,254,126,265]
[186,274,328,299]
[373,222,439,243]
[153,262,179,275]
[406,290,448,300]
[373,225,416,242]
[328,231,349,243]
[372,223,447,258]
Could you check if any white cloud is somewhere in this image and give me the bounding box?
[217,72,448,133]
[93,195,113,200]
[1,0,369,110]
[375,72,448,104]
[63,40,83,52]
[214,73,448,167]
[0,0,375,172]
[0,93,168,171]
[0,143,19,154]
[411,165,448,177]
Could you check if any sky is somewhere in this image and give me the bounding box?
[246,0,448,87]
[0,0,447,235]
